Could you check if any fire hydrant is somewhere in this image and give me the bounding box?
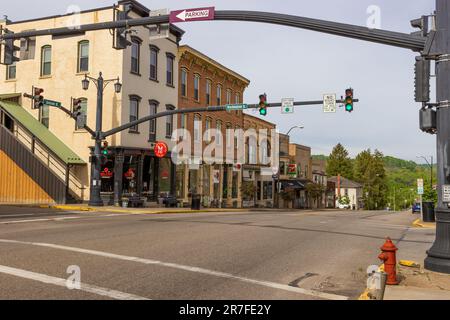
[378,238,399,285]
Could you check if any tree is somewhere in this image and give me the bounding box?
[326,143,353,179]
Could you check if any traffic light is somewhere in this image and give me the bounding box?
[72,98,86,128]
[345,89,354,113]
[3,38,20,66]
[259,94,268,116]
[415,56,430,103]
[32,87,44,110]
[113,6,132,50]
[411,16,429,37]
[101,141,111,165]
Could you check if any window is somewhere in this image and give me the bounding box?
[41,45,52,76]
[226,123,232,147]
[181,69,187,97]
[206,80,211,105]
[149,100,158,142]
[129,96,141,132]
[40,104,49,128]
[166,105,175,138]
[216,120,222,146]
[217,85,222,106]
[205,118,212,142]
[166,53,175,86]
[77,41,89,73]
[235,92,240,104]
[150,45,159,80]
[194,115,201,142]
[19,37,36,61]
[194,74,200,101]
[235,125,240,148]
[75,98,88,130]
[226,89,232,105]
[6,61,16,80]
[131,38,141,74]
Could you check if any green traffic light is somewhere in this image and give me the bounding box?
[102,149,108,155]
[345,104,353,112]
[259,108,267,116]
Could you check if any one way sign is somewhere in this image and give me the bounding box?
[170,7,215,23]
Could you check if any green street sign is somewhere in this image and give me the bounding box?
[226,104,248,111]
[43,99,62,108]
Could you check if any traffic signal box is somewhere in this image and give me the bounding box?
[259,94,268,116]
[345,89,354,113]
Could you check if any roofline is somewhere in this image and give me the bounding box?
[179,45,251,86]
[290,143,311,150]
[243,113,277,128]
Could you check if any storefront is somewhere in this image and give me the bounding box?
[98,147,176,206]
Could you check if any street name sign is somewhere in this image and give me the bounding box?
[281,98,294,114]
[323,94,336,113]
[226,104,248,111]
[43,99,62,108]
[170,7,215,23]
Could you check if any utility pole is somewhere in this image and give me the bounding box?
[425,0,450,273]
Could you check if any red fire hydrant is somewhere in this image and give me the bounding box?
[378,238,399,285]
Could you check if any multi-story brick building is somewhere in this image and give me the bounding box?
[242,113,276,208]
[177,45,250,208]
[0,1,184,205]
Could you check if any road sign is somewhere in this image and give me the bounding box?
[170,7,215,23]
[418,179,424,195]
[323,94,336,113]
[443,185,450,203]
[43,99,62,108]
[281,98,294,114]
[226,104,248,111]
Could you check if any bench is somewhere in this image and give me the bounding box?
[123,196,145,208]
[162,196,178,208]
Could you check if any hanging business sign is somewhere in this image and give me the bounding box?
[154,142,168,158]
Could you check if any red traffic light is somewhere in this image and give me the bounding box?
[259,94,267,107]
[34,87,44,96]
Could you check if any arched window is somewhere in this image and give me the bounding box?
[216,84,222,106]
[41,45,52,76]
[77,41,89,72]
[181,68,188,97]
[130,37,142,74]
[150,45,159,80]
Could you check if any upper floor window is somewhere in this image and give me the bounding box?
[75,98,88,130]
[149,100,158,142]
[181,69,188,97]
[77,41,89,73]
[235,92,240,104]
[166,105,175,138]
[6,60,16,80]
[129,95,141,132]
[41,45,52,76]
[150,45,159,81]
[205,118,212,142]
[166,53,175,86]
[216,120,223,146]
[194,74,200,101]
[226,89,232,105]
[194,115,201,142]
[131,38,141,74]
[216,85,222,106]
[206,80,212,105]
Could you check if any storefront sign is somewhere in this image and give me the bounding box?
[288,164,297,177]
[155,142,169,158]
[124,168,136,180]
[100,167,113,179]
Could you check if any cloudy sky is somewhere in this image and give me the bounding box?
[2,0,436,161]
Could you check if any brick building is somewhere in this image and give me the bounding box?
[177,45,250,208]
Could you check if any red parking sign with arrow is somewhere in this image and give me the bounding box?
[170,7,215,23]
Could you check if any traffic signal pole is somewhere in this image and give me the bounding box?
[424,0,450,274]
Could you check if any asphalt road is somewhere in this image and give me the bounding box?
[0,206,434,300]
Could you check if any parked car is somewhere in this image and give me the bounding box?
[338,203,350,210]
[412,203,421,214]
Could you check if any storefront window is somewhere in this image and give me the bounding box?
[202,165,210,199]
[222,166,229,199]
[232,171,238,199]
[159,158,172,195]
[143,156,156,198]
[189,169,199,194]
[257,181,262,201]
[123,156,138,194]
[101,158,114,192]
[176,166,185,198]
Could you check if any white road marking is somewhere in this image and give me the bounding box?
[0,213,133,225]
[0,239,347,300]
[0,264,149,300]
[0,214,35,218]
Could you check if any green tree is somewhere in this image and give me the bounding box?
[326,143,353,179]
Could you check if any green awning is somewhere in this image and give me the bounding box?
[0,99,86,165]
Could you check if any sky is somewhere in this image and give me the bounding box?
[1,0,436,162]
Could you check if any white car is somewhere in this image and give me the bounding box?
[338,203,350,209]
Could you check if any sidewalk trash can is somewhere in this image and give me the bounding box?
[422,202,435,222]
[191,194,201,211]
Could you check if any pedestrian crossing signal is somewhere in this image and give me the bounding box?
[345,89,354,113]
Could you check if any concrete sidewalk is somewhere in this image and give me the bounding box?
[384,264,450,300]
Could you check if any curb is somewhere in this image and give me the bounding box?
[412,219,436,229]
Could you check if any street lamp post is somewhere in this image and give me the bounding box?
[286,125,305,136]
[83,72,122,207]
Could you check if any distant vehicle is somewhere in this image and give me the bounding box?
[412,203,421,214]
[338,203,350,210]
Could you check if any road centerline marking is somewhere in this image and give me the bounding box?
[0,264,149,300]
[0,239,348,300]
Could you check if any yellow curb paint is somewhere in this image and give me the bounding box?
[399,260,420,268]
[358,289,371,300]
[412,219,436,229]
